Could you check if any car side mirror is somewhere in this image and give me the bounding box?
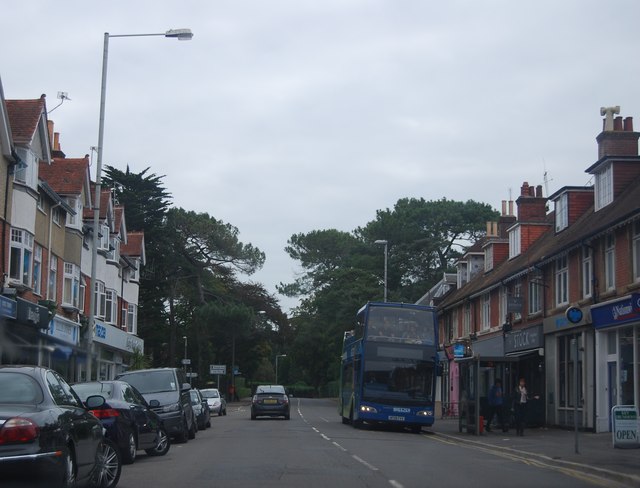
[85,395,106,409]
[149,399,160,408]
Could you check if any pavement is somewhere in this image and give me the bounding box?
[432,418,640,487]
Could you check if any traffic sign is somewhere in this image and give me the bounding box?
[186,372,198,378]
[210,364,226,375]
[181,358,191,365]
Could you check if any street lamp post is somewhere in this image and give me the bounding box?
[275,354,287,385]
[86,29,193,381]
[183,335,188,372]
[374,240,388,302]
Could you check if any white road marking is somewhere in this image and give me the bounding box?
[319,416,330,423]
[320,434,330,441]
[352,455,379,471]
[332,441,347,452]
[389,481,404,488]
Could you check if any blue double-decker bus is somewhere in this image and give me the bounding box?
[339,302,438,432]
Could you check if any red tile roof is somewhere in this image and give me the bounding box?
[39,157,89,195]
[114,206,125,234]
[83,184,112,220]
[121,231,144,257]
[5,96,46,145]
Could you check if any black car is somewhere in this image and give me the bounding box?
[0,365,122,488]
[115,368,196,443]
[73,381,170,464]
[251,385,290,420]
[190,389,211,430]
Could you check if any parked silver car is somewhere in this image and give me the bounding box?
[200,388,227,416]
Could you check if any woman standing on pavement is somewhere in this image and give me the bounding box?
[513,378,538,436]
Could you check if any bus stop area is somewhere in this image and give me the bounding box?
[432,418,640,487]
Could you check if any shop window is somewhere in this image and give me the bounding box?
[558,335,582,408]
[619,327,635,405]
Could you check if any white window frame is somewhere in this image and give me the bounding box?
[62,263,80,309]
[555,193,568,232]
[509,226,521,259]
[481,293,491,331]
[633,221,640,283]
[463,303,471,337]
[513,280,522,321]
[65,197,82,229]
[14,148,38,189]
[94,281,106,319]
[484,247,493,272]
[104,289,117,325]
[121,307,128,330]
[528,272,542,315]
[52,207,61,226]
[604,233,615,291]
[582,246,592,299]
[9,229,34,287]
[33,245,42,295]
[48,255,57,302]
[99,224,110,251]
[555,255,569,306]
[595,163,613,211]
[499,286,507,324]
[127,304,137,334]
[79,278,86,313]
[106,236,119,262]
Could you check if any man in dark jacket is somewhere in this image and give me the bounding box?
[486,379,507,432]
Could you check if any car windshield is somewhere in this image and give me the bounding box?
[73,382,114,401]
[256,385,285,395]
[200,389,219,399]
[0,372,44,404]
[119,371,178,394]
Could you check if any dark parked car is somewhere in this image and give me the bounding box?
[200,388,227,416]
[0,365,121,488]
[251,385,290,420]
[73,381,170,464]
[190,389,211,430]
[116,368,196,443]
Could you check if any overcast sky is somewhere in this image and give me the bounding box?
[2,1,640,312]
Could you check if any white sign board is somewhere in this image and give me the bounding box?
[182,358,191,365]
[210,364,226,375]
[612,405,639,449]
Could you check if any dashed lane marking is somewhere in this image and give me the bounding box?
[352,455,379,471]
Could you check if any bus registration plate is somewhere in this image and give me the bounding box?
[388,415,405,421]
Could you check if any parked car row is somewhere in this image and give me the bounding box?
[0,366,226,487]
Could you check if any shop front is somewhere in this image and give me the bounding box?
[543,310,594,429]
[504,324,545,426]
[88,320,144,381]
[42,315,82,381]
[592,293,640,433]
[1,297,50,366]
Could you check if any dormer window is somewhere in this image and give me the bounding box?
[99,224,110,251]
[555,193,568,232]
[509,226,521,259]
[594,163,613,211]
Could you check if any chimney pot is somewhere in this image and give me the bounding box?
[521,182,530,196]
[614,116,623,131]
[536,185,543,198]
[53,132,60,151]
[508,200,514,216]
[501,200,507,215]
[486,221,492,236]
[624,117,634,132]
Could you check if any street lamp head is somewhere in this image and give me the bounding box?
[165,28,194,40]
[374,239,388,245]
[183,336,187,340]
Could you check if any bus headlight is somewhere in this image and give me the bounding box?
[416,410,433,417]
[360,405,378,414]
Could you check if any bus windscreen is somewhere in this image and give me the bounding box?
[365,306,435,345]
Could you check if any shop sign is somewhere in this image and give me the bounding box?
[0,295,17,319]
[16,298,49,329]
[504,324,543,354]
[453,342,465,358]
[611,405,639,449]
[591,294,640,330]
[93,320,144,353]
[44,317,79,345]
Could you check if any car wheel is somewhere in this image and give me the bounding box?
[89,439,122,488]
[145,428,170,456]
[61,445,77,488]
[121,431,137,465]
[174,418,189,443]
[188,419,196,439]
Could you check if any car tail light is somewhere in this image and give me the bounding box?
[90,408,120,419]
[0,417,39,444]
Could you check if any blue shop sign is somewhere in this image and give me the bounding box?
[0,295,17,319]
[591,294,640,329]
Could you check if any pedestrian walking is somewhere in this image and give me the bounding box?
[513,378,538,436]
[485,379,507,432]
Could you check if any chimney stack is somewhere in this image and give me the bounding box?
[516,181,547,222]
[597,107,639,159]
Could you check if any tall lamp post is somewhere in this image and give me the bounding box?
[183,335,188,372]
[275,354,287,385]
[86,29,193,381]
[374,239,388,302]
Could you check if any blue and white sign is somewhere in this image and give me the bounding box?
[44,316,79,345]
[93,321,144,353]
[592,294,640,330]
[0,295,17,319]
